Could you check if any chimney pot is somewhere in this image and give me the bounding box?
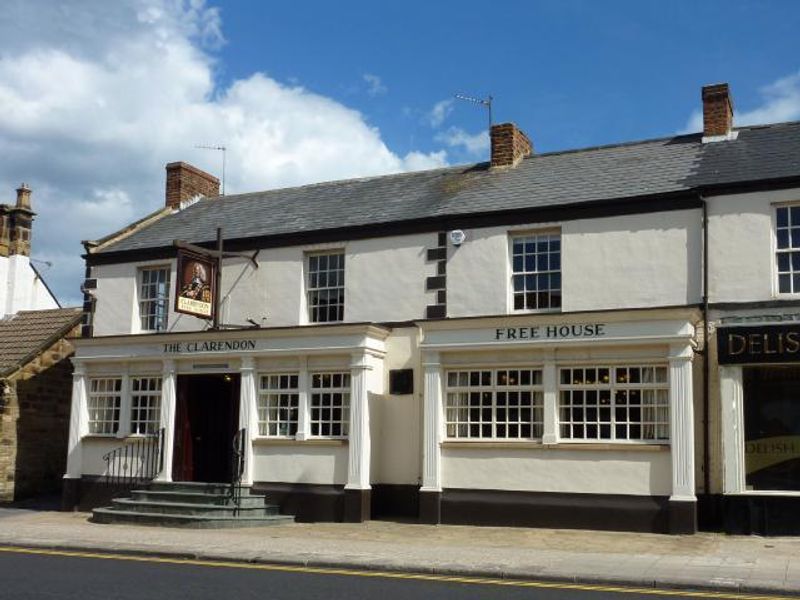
[702,83,734,139]
[490,123,533,169]
[165,162,220,209]
[15,183,32,211]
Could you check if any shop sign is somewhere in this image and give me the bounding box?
[175,250,216,319]
[163,340,256,354]
[717,325,800,364]
[493,323,606,341]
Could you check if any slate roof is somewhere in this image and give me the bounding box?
[0,308,82,377]
[97,121,800,254]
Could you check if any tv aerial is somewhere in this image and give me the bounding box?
[454,93,493,130]
[195,144,227,195]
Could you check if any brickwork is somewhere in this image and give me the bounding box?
[702,83,734,138]
[0,333,77,502]
[165,162,220,209]
[490,123,533,169]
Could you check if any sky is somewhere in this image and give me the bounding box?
[0,0,798,306]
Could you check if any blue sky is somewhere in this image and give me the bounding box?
[0,0,798,304]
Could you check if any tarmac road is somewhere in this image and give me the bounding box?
[0,547,793,600]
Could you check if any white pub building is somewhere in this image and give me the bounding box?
[64,84,800,535]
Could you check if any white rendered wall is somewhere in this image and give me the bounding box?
[707,188,800,303]
[372,327,421,485]
[447,210,701,318]
[442,447,672,496]
[251,443,348,485]
[0,255,58,316]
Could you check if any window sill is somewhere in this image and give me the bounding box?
[441,440,669,452]
[253,437,348,447]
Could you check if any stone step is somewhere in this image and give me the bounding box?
[92,507,294,529]
[129,490,267,508]
[147,482,251,495]
[111,498,281,517]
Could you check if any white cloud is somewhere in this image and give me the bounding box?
[0,0,447,305]
[682,71,800,133]
[363,73,387,97]
[435,127,490,156]
[428,99,454,128]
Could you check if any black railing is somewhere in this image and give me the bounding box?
[102,428,165,493]
[230,428,246,515]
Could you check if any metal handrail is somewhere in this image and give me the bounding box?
[230,428,246,515]
[102,428,165,494]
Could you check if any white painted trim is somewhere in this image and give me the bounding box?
[542,354,558,445]
[64,362,88,479]
[668,343,695,501]
[296,357,310,441]
[720,366,746,494]
[154,359,176,482]
[345,350,371,490]
[239,356,257,486]
[421,351,443,492]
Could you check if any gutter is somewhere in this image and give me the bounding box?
[699,193,711,498]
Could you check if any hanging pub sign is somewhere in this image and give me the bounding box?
[717,324,800,365]
[175,250,217,319]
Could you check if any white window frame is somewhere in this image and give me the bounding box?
[558,365,670,443]
[773,204,800,297]
[138,266,171,332]
[257,372,300,438]
[509,230,562,314]
[87,377,123,436]
[129,376,163,436]
[306,251,345,323]
[444,367,544,440]
[309,371,350,439]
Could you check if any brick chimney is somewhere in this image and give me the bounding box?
[165,162,220,209]
[490,123,533,168]
[702,83,734,139]
[9,184,34,257]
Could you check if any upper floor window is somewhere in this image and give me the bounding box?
[776,206,800,294]
[139,267,170,332]
[511,233,561,311]
[307,252,345,323]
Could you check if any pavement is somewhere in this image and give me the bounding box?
[0,507,799,596]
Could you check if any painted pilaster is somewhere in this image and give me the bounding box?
[238,356,257,485]
[720,366,745,494]
[296,357,310,441]
[420,351,443,523]
[344,350,371,522]
[117,371,131,438]
[346,350,371,490]
[668,343,697,534]
[542,353,558,444]
[155,359,176,482]
[64,361,88,479]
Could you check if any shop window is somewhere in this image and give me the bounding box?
[130,377,162,435]
[139,266,170,332]
[776,206,800,294]
[743,366,800,491]
[511,232,561,311]
[258,373,299,437]
[307,252,345,323]
[88,378,122,435]
[558,366,669,442]
[310,372,350,437]
[445,369,544,439]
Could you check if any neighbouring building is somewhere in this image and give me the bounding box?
[64,83,800,534]
[0,185,81,502]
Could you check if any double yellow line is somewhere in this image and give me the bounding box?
[0,545,791,600]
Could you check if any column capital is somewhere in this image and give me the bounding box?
[350,350,370,370]
[668,343,694,362]
[72,361,86,377]
[162,358,176,374]
[240,356,255,371]
[422,351,441,368]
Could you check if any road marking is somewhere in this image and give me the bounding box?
[0,545,792,600]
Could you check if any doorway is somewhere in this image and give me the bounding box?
[173,374,240,483]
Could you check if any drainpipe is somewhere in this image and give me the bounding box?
[700,193,711,499]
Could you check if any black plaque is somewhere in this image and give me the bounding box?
[717,325,800,365]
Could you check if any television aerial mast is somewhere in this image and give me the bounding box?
[195,144,227,195]
[454,93,493,131]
